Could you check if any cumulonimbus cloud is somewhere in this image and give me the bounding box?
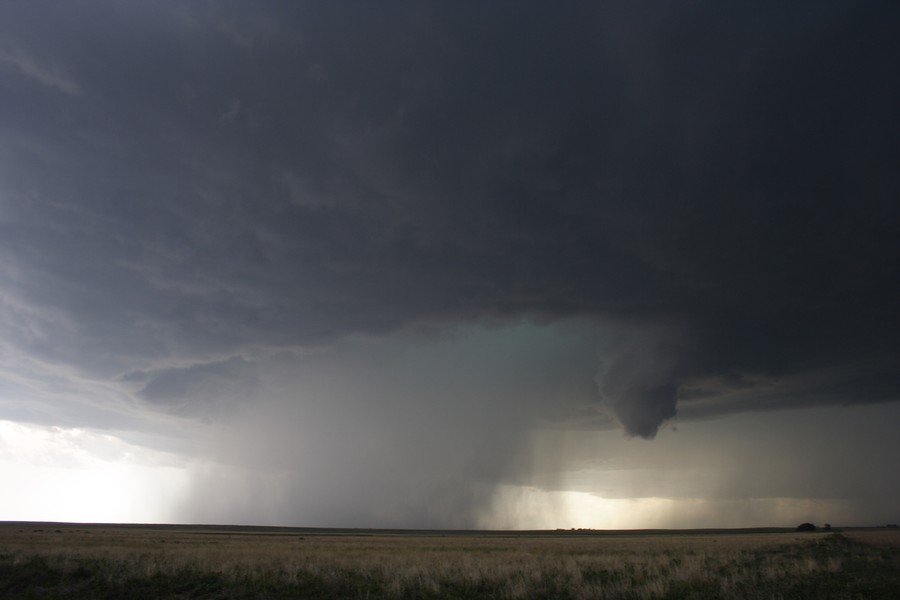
[0,2,897,472]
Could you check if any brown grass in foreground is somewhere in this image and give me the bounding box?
[1,523,899,598]
[843,528,900,547]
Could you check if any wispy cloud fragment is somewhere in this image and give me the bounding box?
[0,48,82,96]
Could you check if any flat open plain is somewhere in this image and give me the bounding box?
[1,522,899,598]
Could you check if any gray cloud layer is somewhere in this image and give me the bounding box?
[1,0,898,513]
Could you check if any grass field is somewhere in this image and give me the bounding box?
[1,522,899,598]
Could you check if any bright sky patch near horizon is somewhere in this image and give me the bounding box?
[0,2,898,529]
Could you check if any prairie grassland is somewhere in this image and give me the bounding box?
[1,524,899,599]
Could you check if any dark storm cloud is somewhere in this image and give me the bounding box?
[0,0,898,444]
[130,356,261,418]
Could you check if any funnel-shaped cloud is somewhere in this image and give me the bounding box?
[595,324,695,438]
[0,1,898,526]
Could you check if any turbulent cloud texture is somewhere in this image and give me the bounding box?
[0,2,898,526]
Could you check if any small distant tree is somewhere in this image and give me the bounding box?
[823,523,832,531]
[797,522,817,532]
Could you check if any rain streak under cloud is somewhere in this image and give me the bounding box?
[0,1,898,529]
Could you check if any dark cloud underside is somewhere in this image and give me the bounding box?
[0,1,898,442]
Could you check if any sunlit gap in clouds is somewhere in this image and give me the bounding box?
[477,404,900,531]
[3,318,899,529]
[482,486,853,531]
[0,420,188,523]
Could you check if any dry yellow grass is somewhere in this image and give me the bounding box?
[2,523,899,598]
[843,528,900,547]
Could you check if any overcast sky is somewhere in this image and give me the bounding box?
[1,1,898,529]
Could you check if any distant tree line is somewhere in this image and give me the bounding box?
[796,523,835,531]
